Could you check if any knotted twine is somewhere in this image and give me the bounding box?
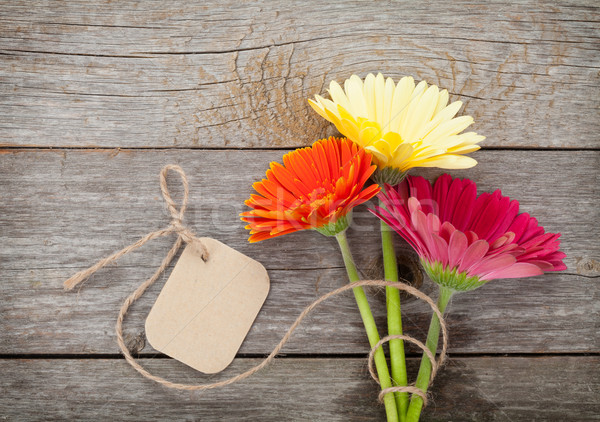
[64,164,448,406]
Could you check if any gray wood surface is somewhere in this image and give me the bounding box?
[0,357,598,421]
[2,1,599,420]
[1,1,599,148]
[1,149,598,356]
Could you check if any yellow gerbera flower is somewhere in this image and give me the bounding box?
[309,73,485,184]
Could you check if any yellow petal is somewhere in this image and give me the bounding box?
[399,80,428,137]
[403,85,439,142]
[423,115,474,145]
[372,138,392,157]
[308,99,329,121]
[375,73,386,123]
[412,80,428,99]
[363,73,376,121]
[345,75,368,116]
[314,95,341,119]
[382,77,395,132]
[383,131,403,150]
[412,144,447,159]
[437,100,462,122]
[389,143,414,170]
[358,118,382,133]
[415,154,478,169]
[338,105,357,122]
[328,80,352,111]
[434,89,449,116]
[390,76,415,133]
[454,131,486,144]
[414,100,463,140]
[339,119,361,144]
[359,126,382,147]
[448,144,481,154]
[365,145,389,167]
[323,106,343,128]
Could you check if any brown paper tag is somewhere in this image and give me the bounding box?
[145,237,270,374]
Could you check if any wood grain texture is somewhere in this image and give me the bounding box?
[2,3,598,420]
[1,1,599,148]
[0,357,598,421]
[1,149,597,354]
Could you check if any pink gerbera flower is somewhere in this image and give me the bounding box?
[372,174,566,291]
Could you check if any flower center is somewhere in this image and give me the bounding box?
[308,190,334,210]
[293,179,340,211]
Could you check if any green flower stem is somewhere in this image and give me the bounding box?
[405,285,454,422]
[335,231,399,422]
[380,214,408,421]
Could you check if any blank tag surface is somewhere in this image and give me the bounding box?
[145,237,269,374]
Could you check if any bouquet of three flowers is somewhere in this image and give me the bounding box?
[241,74,565,421]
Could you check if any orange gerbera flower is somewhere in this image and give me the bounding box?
[241,137,381,242]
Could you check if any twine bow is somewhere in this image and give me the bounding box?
[64,164,447,407]
[64,164,207,292]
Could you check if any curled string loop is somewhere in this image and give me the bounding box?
[159,164,207,257]
[159,164,189,221]
[63,165,447,409]
[364,280,448,406]
[63,165,207,291]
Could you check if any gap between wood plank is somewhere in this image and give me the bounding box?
[0,146,598,152]
[1,352,598,360]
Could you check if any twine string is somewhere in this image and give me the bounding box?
[63,164,448,407]
[63,165,207,291]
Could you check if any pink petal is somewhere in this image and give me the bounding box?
[466,231,479,244]
[371,206,398,229]
[433,174,452,218]
[439,221,456,243]
[450,181,477,232]
[431,233,449,264]
[471,193,501,240]
[545,250,567,261]
[515,246,545,261]
[408,197,422,215]
[523,232,560,250]
[490,234,510,250]
[441,177,464,223]
[459,239,490,272]
[470,254,516,278]
[370,207,423,255]
[396,179,410,203]
[482,195,511,241]
[520,216,544,243]
[409,176,434,214]
[520,232,556,250]
[488,199,520,243]
[482,262,544,280]
[427,212,441,234]
[448,230,468,269]
[386,189,411,222]
[526,260,555,271]
[466,192,492,232]
[487,242,520,258]
[411,209,439,262]
[506,213,530,243]
[547,261,567,271]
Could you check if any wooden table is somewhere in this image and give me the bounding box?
[1,1,598,420]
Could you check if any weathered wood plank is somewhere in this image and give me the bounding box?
[0,1,598,148]
[0,149,597,354]
[2,266,596,355]
[0,149,596,272]
[0,357,597,421]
